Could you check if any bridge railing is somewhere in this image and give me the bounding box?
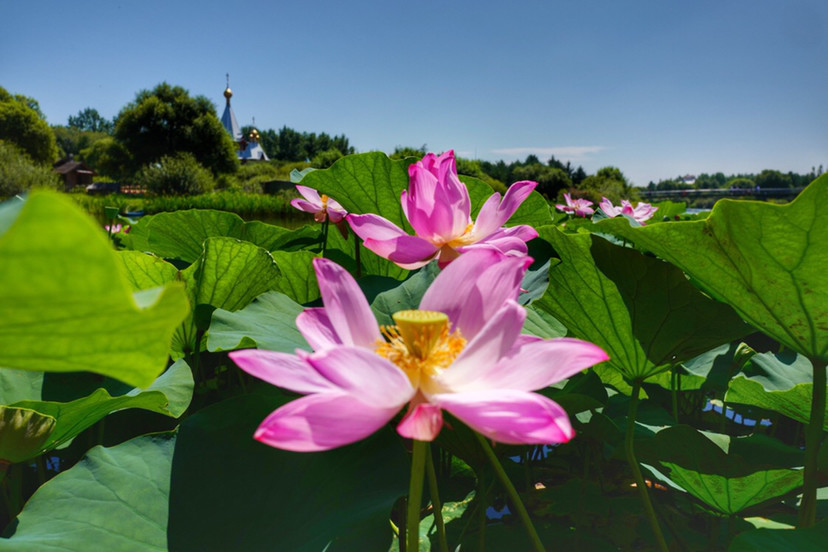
[639,187,804,200]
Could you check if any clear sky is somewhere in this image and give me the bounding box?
[3,0,827,186]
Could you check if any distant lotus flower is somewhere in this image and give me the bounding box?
[229,249,609,451]
[600,198,658,224]
[291,185,347,224]
[555,193,594,218]
[105,224,130,234]
[347,151,538,269]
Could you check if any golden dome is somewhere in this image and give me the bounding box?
[224,87,233,99]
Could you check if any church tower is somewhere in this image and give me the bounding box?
[220,75,268,162]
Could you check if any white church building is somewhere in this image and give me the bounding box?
[220,77,268,163]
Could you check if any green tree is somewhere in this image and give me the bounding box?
[455,157,507,194]
[274,126,307,161]
[577,166,631,204]
[725,177,755,189]
[755,169,792,189]
[389,145,427,161]
[0,140,60,197]
[0,88,47,121]
[115,83,238,175]
[53,126,109,158]
[68,107,114,134]
[311,148,344,169]
[571,166,587,186]
[512,164,571,199]
[0,87,59,165]
[136,152,215,196]
[80,137,133,179]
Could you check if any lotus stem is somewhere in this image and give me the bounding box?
[625,379,669,552]
[355,234,362,279]
[475,432,546,552]
[798,357,826,528]
[321,217,329,258]
[670,364,680,422]
[425,444,449,552]
[406,439,428,552]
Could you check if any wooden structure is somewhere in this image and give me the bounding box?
[53,155,97,191]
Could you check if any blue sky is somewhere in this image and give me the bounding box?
[3,0,827,186]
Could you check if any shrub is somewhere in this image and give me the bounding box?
[136,153,215,196]
[311,148,344,169]
[0,140,60,198]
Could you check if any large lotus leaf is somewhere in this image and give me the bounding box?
[371,261,440,326]
[0,370,43,406]
[300,152,412,230]
[640,425,803,516]
[123,208,244,262]
[522,305,568,339]
[206,291,309,353]
[270,250,320,305]
[0,407,55,463]
[0,191,189,389]
[116,250,181,289]
[597,174,828,361]
[121,209,301,264]
[300,153,412,278]
[324,223,409,280]
[117,242,283,357]
[304,152,550,279]
[726,350,828,430]
[459,174,554,229]
[681,342,748,394]
[652,201,687,220]
[536,227,752,381]
[10,359,192,454]
[167,387,409,551]
[0,432,174,551]
[182,237,282,312]
[729,518,828,551]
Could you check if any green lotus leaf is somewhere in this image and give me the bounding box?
[0,406,55,464]
[371,261,439,326]
[167,387,410,551]
[11,359,192,454]
[116,239,283,358]
[0,432,174,551]
[522,305,568,339]
[597,174,828,362]
[536,227,752,381]
[729,518,828,551]
[301,152,412,230]
[0,370,44,406]
[726,351,828,430]
[121,209,302,264]
[460,174,553,229]
[270,250,320,305]
[206,291,309,353]
[0,191,189,388]
[640,425,803,516]
[303,152,550,279]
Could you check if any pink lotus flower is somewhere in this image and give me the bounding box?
[599,198,657,224]
[291,185,348,224]
[105,223,130,234]
[347,151,539,269]
[555,193,594,217]
[229,249,609,451]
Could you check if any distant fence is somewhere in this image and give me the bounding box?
[86,182,146,195]
[639,187,804,201]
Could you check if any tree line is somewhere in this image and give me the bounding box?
[0,83,823,201]
[649,168,822,192]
